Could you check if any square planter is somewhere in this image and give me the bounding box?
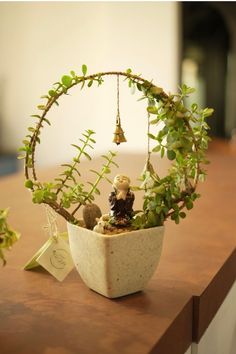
[67,222,165,298]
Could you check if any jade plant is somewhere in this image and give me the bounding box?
[0,208,20,265]
[19,65,213,229]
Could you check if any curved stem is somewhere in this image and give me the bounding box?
[164,116,200,221]
[25,70,165,226]
[183,117,201,190]
[25,71,167,183]
[24,69,205,226]
[56,132,93,197]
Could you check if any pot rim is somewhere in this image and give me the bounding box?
[67,221,165,240]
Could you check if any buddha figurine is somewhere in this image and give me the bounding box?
[109,174,135,227]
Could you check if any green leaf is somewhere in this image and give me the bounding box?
[147,211,157,226]
[182,84,195,95]
[171,212,179,223]
[186,200,193,210]
[62,199,71,208]
[149,86,163,95]
[32,190,44,204]
[148,133,156,140]
[108,151,117,157]
[202,108,214,118]
[191,103,198,112]
[28,127,35,133]
[147,106,158,114]
[152,145,161,153]
[80,79,85,90]
[103,177,111,185]
[110,160,119,168]
[150,118,159,125]
[136,83,142,91]
[88,80,93,87]
[61,163,73,169]
[126,68,132,74]
[152,185,165,195]
[31,114,41,119]
[86,129,95,135]
[94,188,100,195]
[137,96,146,102]
[18,146,28,152]
[82,64,87,76]
[172,203,179,212]
[101,154,110,161]
[79,139,93,149]
[43,118,51,126]
[71,144,82,152]
[61,75,72,88]
[103,167,111,174]
[48,90,57,97]
[83,151,92,160]
[90,169,101,177]
[37,105,46,110]
[161,147,165,158]
[175,216,180,224]
[25,179,34,189]
[17,155,25,160]
[167,150,176,161]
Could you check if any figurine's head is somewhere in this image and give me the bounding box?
[113,175,130,191]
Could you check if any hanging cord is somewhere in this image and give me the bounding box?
[43,205,59,242]
[141,112,152,192]
[116,74,120,125]
[113,74,126,145]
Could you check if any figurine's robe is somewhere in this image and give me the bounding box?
[109,191,134,219]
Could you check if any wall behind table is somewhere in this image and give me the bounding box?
[0,2,179,167]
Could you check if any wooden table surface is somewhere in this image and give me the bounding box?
[0,141,236,354]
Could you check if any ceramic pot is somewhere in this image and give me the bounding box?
[67,222,165,298]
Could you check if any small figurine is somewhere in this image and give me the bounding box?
[93,215,113,234]
[93,219,106,234]
[109,175,135,227]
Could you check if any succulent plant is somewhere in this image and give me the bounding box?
[19,65,213,229]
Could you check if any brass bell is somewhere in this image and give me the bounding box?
[113,75,127,145]
[113,123,127,145]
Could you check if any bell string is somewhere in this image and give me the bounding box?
[113,74,127,145]
[43,205,59,242]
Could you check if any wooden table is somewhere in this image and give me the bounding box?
[0,141,236,354]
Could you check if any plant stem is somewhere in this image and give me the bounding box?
[55,132,93,196]
[25,71,167,183]
[47,200,78,224]
[71,153,115,216]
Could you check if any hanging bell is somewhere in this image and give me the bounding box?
[113,75,127,145]
[113,123,127,145]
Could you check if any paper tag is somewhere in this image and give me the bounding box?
[24,234,74,282]
[36,236,74,282]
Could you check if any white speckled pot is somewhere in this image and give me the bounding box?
[67,222,165,298]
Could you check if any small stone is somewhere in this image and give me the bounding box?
[83,203,102,230]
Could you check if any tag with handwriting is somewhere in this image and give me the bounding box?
[24,234,74,282]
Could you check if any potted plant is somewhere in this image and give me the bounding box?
[0,208,20,266]
[19,65,213,298]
